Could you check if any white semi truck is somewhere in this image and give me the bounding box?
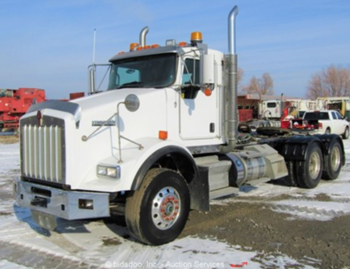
[14,6,345,245]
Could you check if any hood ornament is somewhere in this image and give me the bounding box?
[37,110,43,127]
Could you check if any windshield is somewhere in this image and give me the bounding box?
[108,53,177,90]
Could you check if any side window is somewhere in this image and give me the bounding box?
[331,111,337,120]
[267,102,277,108]
[182,58,200,85]
[181,58,200,99]
[337,111,344,119]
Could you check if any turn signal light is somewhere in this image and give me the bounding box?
[159,130,168,140]
[204,88,212,96]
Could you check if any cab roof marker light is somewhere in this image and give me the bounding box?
[166,39,176,46]
[130,43,139,51]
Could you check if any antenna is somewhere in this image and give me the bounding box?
[92,28,96,64]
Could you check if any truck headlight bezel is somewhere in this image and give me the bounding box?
[97,164,121,179]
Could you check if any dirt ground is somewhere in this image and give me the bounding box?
[0,135,19,144]
[181,194,350,269]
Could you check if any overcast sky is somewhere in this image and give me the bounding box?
[1,0,349,99]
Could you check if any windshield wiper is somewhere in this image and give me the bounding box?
[117,81,144,89]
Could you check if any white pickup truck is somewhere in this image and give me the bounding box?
[302,110,349,139]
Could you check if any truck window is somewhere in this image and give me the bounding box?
[182,58,200,85]
[304,112,329,120]
[320,112,329,120]
[267,102,277,108]
[180,58,201,99]
[331,111,337,120]
[107,53,177,90]
[334,111,343,119]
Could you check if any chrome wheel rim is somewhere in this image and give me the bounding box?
[331,146,341,171]
[309,151,321,180]
[152,187,181,230]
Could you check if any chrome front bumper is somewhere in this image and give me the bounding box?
[14,178,110,221]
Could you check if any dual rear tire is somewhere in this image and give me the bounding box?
[288,138,343,188]
[293,142,323,188]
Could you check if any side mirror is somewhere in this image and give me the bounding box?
[181,85,200,99]
[200,54,215,85]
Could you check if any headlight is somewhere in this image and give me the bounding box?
[97,164,121,179]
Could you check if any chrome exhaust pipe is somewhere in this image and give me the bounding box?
[228,6,239,55]
[139,26,149,47]
[222,5,239,153]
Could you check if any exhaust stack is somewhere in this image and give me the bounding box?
[139,26,149,47]
[222,6,239,153]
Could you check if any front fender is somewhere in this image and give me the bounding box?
[130,139,209,211]
[131,144,198,191]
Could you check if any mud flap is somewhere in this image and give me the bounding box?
[31,210,57,231]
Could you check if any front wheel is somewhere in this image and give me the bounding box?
[294,142,323,189]
[125,168,190,245]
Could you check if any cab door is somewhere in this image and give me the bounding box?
[179,57,219,141]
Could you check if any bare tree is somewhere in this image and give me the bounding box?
[242,72,274,95]
[307,65,350,99]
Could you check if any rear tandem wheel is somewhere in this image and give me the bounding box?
[322,139,343,180]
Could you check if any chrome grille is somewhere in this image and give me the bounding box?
[20,116,66,184]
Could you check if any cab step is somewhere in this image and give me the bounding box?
[210,187,238,200]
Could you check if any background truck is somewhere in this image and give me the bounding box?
[0,88,84,132]
[259,98,317,120]
[0,88,46,131]
[317,97,350,121]
[14,6,345,245]
[291,110,349,139]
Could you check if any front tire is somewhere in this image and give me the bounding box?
[125,168,190,245]
[294,142,323,188]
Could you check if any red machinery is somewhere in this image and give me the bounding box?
[0,88,46,130]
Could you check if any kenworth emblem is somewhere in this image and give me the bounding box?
[37,110,43,127]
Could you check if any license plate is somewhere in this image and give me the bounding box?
[31,210,57,231]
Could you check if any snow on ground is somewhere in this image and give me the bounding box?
[0,142,20,174]
[0,139,350,268]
